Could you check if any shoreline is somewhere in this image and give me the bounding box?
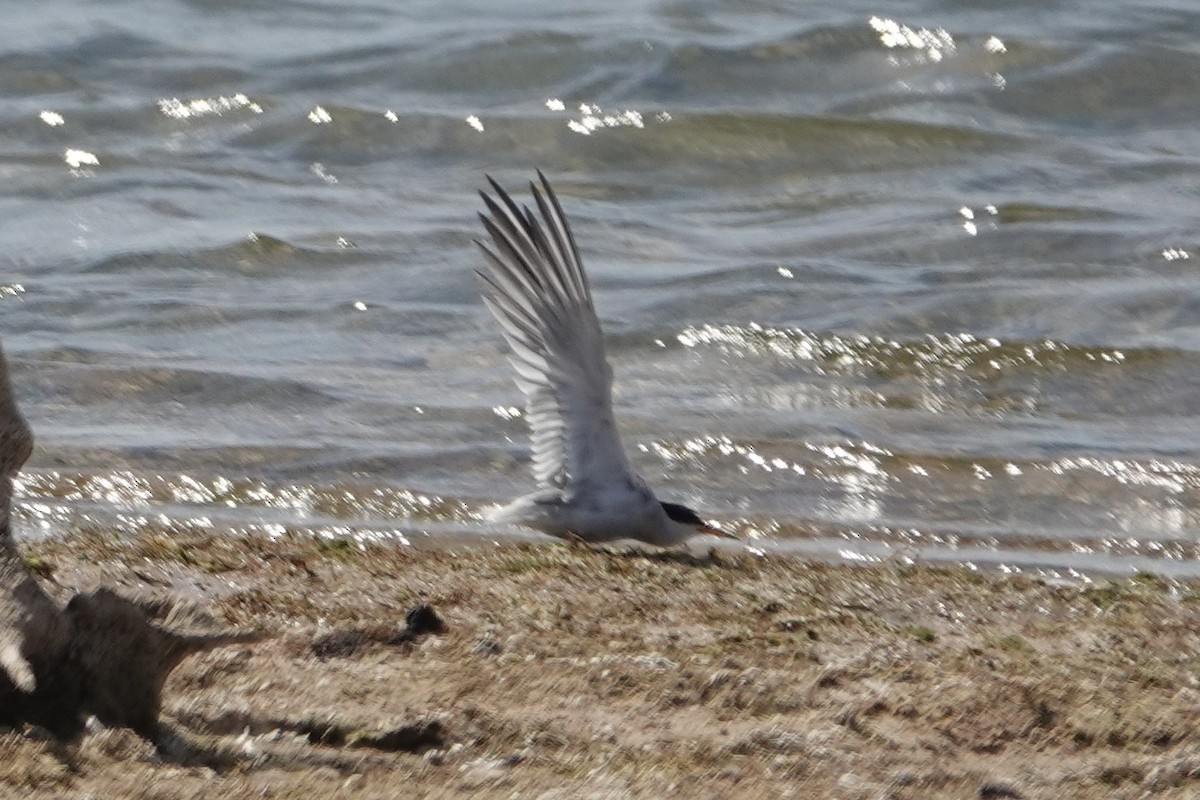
[4,532,1200,798]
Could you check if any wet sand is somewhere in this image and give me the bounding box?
[4,533,1200,799]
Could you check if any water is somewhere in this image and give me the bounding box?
[3,1,1200,578]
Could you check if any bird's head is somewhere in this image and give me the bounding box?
[660,501,737,541]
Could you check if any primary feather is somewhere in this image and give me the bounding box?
[475,172,633,496]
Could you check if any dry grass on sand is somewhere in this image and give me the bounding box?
[4,532,1200,799]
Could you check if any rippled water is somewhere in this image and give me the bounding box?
[4,1,1200,577]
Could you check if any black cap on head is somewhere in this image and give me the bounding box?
[661,501,705,526]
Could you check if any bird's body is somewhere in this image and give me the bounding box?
[489,485,682,547]
[475,172,728,547]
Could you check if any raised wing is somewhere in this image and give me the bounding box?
[475,172,637,495]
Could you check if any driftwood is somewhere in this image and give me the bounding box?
[0,339,263,742]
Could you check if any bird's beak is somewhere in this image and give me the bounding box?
[702,522,739,540]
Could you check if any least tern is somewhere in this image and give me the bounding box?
[475,172,730,546]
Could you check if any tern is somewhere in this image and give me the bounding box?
[475,172,731,546]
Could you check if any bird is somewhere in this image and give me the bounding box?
[474,171,733,547]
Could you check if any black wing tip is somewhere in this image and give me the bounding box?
[479,177,520,227]
[472,235,499,262]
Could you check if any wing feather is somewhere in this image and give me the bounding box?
[476,174,636,495]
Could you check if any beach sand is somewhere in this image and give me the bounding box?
[3,533,1199,799]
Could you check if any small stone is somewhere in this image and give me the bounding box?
[474,638,503,655]
[500,748,529,767]
[459,758,506,790]
[314,766,340,782]
[717,765,743,782]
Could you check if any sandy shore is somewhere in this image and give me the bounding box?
[3,532,1200,799]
